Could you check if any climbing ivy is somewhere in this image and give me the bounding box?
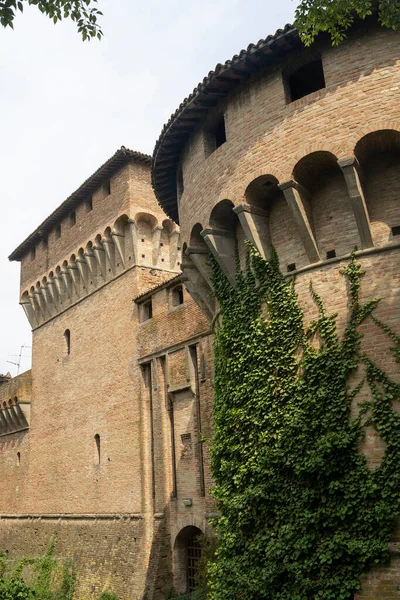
[208,246,400,600]
[0,541,75,600]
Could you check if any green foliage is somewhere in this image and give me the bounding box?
[0,0,103,40]
[98,592,120,600]
[0,540,74,600]
[0,576,35,600]
[208,246,400,600]
[295,0,400,46]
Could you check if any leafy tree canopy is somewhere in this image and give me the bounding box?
[0,0,102,40]
[295,0,400,46]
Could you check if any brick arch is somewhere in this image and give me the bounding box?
[240,166,285,202]
[350,121,400,154]
[134,211,159,230]
[113,213,130,233]
[287,143,343,180]
[170,515,206,554]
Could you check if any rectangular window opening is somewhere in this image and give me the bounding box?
[287,59,326,103]
[55,224,61,239]
[214,116,226,149]
[204,113,227,157]
[140,299,153,322]
[86,198,93,212]
[70,211,76,227]
[30,247,36,262]
[391,225,400,237]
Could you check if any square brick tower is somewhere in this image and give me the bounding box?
[3,148,214,599]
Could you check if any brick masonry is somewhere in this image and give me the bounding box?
[1,19,400,600]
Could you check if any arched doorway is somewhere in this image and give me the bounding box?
[173,525,203,594]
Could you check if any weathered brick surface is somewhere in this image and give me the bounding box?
[178,26,400,246]
[3,21,400,600]
[0,158,214,599]
[170,21,400,600]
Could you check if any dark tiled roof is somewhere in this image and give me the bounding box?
[9,147,151,262]
[152,24,302,222]
[134,274,182,302]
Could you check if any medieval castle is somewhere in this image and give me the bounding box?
[0,12,399,600]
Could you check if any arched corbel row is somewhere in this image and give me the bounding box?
[20,211,182,327]
[0,398,30,436]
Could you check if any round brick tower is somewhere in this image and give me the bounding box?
[153,14,400,598]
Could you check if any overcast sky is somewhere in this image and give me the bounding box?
[0,0,296,376]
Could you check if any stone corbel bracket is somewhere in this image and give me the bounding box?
[338,156,373,250]
[278,179,320,263]
[181,251,216,322]
[201,227,236,285]
[233,203,271,259]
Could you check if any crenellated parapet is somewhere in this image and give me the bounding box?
[20,212,181,328]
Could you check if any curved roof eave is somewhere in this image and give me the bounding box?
[152,23,301,223]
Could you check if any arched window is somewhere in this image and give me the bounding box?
[94,434,101,465]
[64,329,71,355]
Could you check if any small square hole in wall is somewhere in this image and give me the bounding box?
[142,254,145,258]
[286,59,326,102]
[391,225,400,237]
[141,238,145,242]
[160,242,164,247]
[287,263,296,272]
[326,249,336,259]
